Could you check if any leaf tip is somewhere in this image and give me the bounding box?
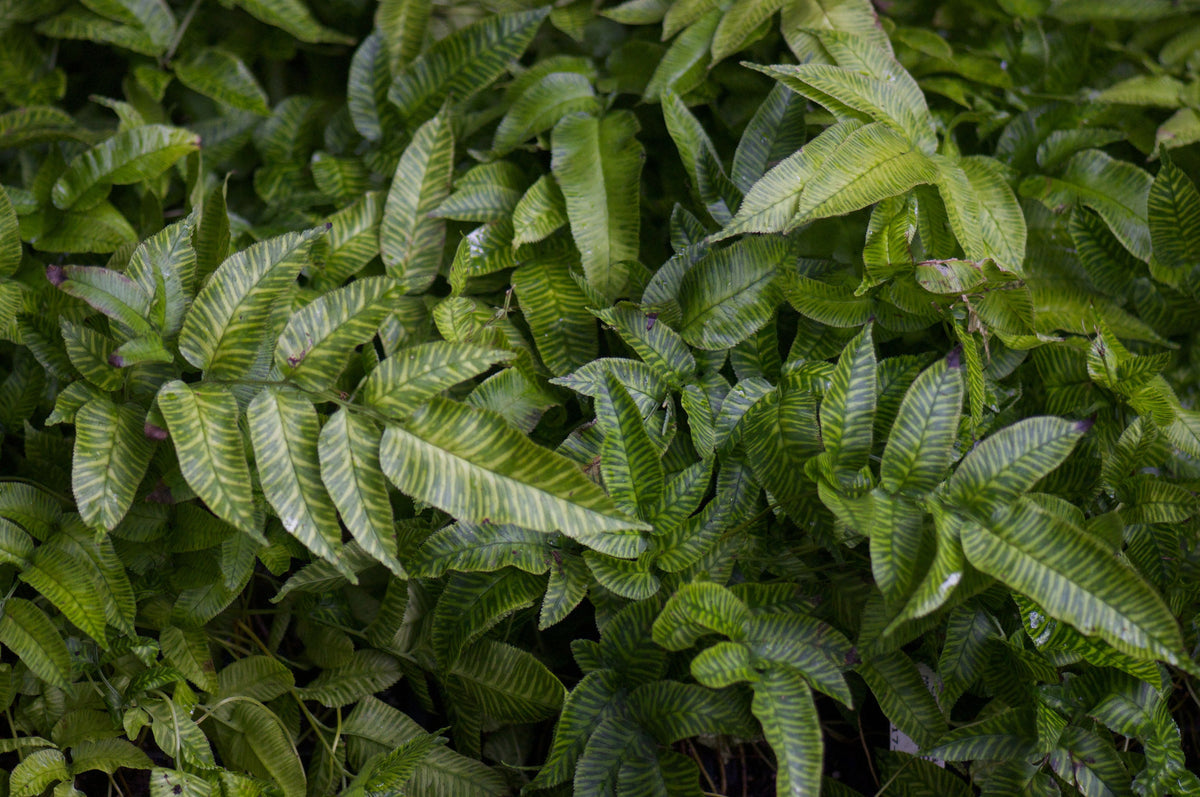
[1076,416,1095,434]
[46,264,65,286]
[946,345,963,369]
[108,353,126,367]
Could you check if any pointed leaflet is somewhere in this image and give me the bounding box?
[230,0,353,44]
[755,41,933,154]
[935,155,1027,271]
[512,175,568,247]
[389,7,549,124]
[1021,149,1153,261]
[944,416,1085,513]
[858,650,947,749]
[652,582,750,649]
[712,0,787,64]
[961,497,1183,666]
[678,235,791,350]
[880,352,964,495]
[789,121,938,227]
[379,398,648,556]
[248,387,342,566]
[552,110,643,302]
[48,263,153,337]
[449,639,565,722]
[513,250,597,376]
[380,109,453,293]
[493,71,599,154]
[0,597,71,689]
[732,82,807,194]
[376,0,430,73]
[530,669,625,790]
[173,48,270,116]
[645,10,719,102]
[1147,151,1200,283]
[72,397,155,531]
[821,324,877,473]
[717,119,864,238]
[0,184,20,278]
[592,303,695,385]
[779,0,891,64]
[179,226,325,379]
[596,373,664,520]
[157,381,257,537]
[753,667,822,797]
[276,276,398,392]
[51,125,199,210]
[318,409,402,577]
[125,215,196,339]
[362,341,510,419]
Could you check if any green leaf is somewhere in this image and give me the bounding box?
[318,408,403,577]
[375,0,430,73]
[449,639,565,722]
[48,263,153,337]
[678,236,790,349]
[529,669,625,789]
[21,542,109,643]
[0,597,71,689]
[72,397,155,531]
[230,0,353,43]
[755,37,933,154]
[712,0,786,64]
[859,650,946,749]
[222,702,305,797]
[217,655,294,702]
[415,521,553,576]
[821,324,876,474]
[322,191,385,284]
[248,387,343,567]
[594,303,695,385]
[362,341,510,419]
[68,738,153,776]
[752,667,822,797]
[936,155,1027,270]
[690,640,758,687]
[944,416,1086,513]
[880,352,964,495]
[10,747,68,797]
[51,125,199,210]
[961,497,1183,666]
[513,250,597,376]
[380,109,454,292]
[645,11,719,102]
[389,7,549,124]
[174,48,269,116]
[552,110,644,302]
[346,733,442,797]
[379,398,648,556]
[1147,150,1200,283]
[1021,149,1153,261]
[779,0,890,65]
[652,582,750,649]
[297,649,402,707]
[179,226,325,379]
[717,119,863,237]
[494,71,599,154]
[630,680,756,742]
[156,381,258,538]
[125,215,196,340]
[732,83,807,194]
[512,174,568,247]
[596,373,664,519]
[276,276,397,391]
[0,184,21,278]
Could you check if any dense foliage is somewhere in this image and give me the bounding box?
[3,0,1200,794]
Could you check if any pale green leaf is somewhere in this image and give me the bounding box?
[179,226,325,378]
[379,398,648,556]
[156,381,258,537]
[174,48,270,116]
[678,235,791,349]
[494,71,599,154]
[72,397,155,531]
[51,125,199,210]
[821,324,876,473]
[231,0,353,43]
[362,341,510,419]
[248,387,342,566]
[552,110,644,302]
[513,250,598,376]
[880,352,964,495]
[380,109,453,292]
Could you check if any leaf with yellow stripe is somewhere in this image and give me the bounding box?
[248,386,343,568]
[380,110,454,292]
[380,397,648,557]
[362,341,511,420]
[962,497,1184,667]
[72,397,156,531]
[880,351,964,496]
[179,226,325,379]
[0,598,71,689]
[276,276,399,392]
[318,408,404,577]
[156,380,258,538]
